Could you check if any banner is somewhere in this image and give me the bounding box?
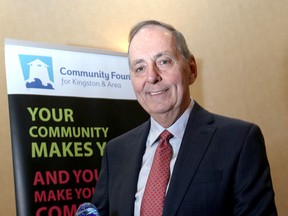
[4,39,148,216]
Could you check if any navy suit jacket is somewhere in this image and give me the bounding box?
[92,102,277,216]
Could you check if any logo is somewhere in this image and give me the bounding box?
[19,55,54,89]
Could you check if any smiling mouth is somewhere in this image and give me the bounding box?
[148,89,168,96]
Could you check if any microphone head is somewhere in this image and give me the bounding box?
[75,202,100,216]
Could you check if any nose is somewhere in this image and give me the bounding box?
[146,63,161,84]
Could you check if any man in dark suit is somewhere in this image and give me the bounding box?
[92,20,277,216]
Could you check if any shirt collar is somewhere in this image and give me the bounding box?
[148,99,194,146]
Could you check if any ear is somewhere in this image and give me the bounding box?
[188,55,197,85]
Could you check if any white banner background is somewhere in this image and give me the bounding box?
[5,39,135,99]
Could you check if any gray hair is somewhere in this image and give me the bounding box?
[128,20,192,61]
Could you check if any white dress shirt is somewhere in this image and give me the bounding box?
[134,100,194,216]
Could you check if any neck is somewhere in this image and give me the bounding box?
[152,99,191,128]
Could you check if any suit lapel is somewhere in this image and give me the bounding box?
[163,103,216,216]
[117,121,150,216]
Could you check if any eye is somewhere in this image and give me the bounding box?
[162,59,171,64]
[156,57,173,67]
[134,65,146,73]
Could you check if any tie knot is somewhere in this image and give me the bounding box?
[160,130,173,141]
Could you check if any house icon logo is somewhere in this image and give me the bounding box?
[19,54,54,89]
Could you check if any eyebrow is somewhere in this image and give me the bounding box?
[130,59,145,69]
[154,51,171,60]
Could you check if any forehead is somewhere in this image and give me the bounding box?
[129,25,177,58]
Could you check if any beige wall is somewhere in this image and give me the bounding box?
[1,0,287,215]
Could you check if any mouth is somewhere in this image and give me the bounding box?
[148,89,169,96]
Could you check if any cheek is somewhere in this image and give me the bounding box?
[170,74,185,90]
[173,75,190,97]
[131,78,144,94]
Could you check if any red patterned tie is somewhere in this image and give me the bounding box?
[140,130,173,216]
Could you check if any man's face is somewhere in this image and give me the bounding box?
[129,25,197,126]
